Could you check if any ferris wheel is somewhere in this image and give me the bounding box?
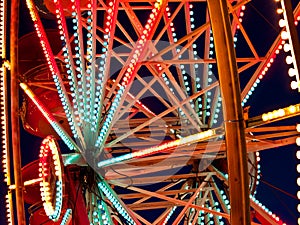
[1,0,300,224]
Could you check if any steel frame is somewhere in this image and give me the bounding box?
[2,0,300,224]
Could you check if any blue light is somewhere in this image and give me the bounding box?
[98,180,136,225]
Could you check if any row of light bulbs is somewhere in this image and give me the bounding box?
[276,0,300,91]
[250,195,286,224]
[26,0,81,142]
[38,136,64,221]
[296,124,300,224]
[243,1,300,106]
[20,83,78,151]
[97,129,215,168]
[54,0,83,141]
[261,103,300,122]
[98,180,137,225]
[91,198,113,225]
[95,0,164,149]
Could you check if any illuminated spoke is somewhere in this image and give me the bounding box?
[20,83,80,152]
[94,0,167,152]
[98,129,216,168]
[98,179,140,225]
[25,0,82,145]
[92,0,120,136]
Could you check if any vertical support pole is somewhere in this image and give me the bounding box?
[10,0,26,223]
[206,1,250,225]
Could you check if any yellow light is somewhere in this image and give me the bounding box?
[278,108,285,117]
[2,61,10,70]
[288,105,296,113]
[277,8,284,14]
[261,104,300,122]
[267,112,273,120]
[262,113,268,121]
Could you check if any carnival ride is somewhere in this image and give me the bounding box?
[0,0,300,224]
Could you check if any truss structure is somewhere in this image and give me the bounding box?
[0,0,299,224]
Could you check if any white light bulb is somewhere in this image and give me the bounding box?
[297,124,300,132]
[296,137,300,146]
[288,68,297,77]
[291,80,299,90]
[283,43,291,52]
[281,30,289,40]
[297,150,300,159]
[279,19,286,28]
[286,55,293,64]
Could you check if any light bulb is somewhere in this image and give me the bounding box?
[283,43,291,52]
[279,19,286,27]
[291,80,299,90]
[297,137,300,146]
[297,124,300,132]
[286,55,293,64]
[296,150,300,159]
[281,30,289,40]
[288,68,297,77]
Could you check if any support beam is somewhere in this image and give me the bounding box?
[207,0,250,225]
[10,0,26,223]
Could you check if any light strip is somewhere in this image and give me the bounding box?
[278,0,300,91]
[163,4,194,119]
[83,0,97,125]
[9,178,43,190]
[242,4,300,106]
[253,152,261,196]
[25,0,80,141]
[20,83,80,152]
[250,195,287,225]
[60,209,72,225]
[100,200,113,225]
[91,0,119,134]
[39,136,63,221]
[0,0,12,223]
[98,129,215,167]
[70,0,86,127]
[261,103,300,122]
[53,0,81,130]
[296,124,300,224]
[162,206,177,225]
[98,180,139,225]
[5,194,13,225]
[0,59,12,225]
[91,198,113,225]
[95,0,165,149]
